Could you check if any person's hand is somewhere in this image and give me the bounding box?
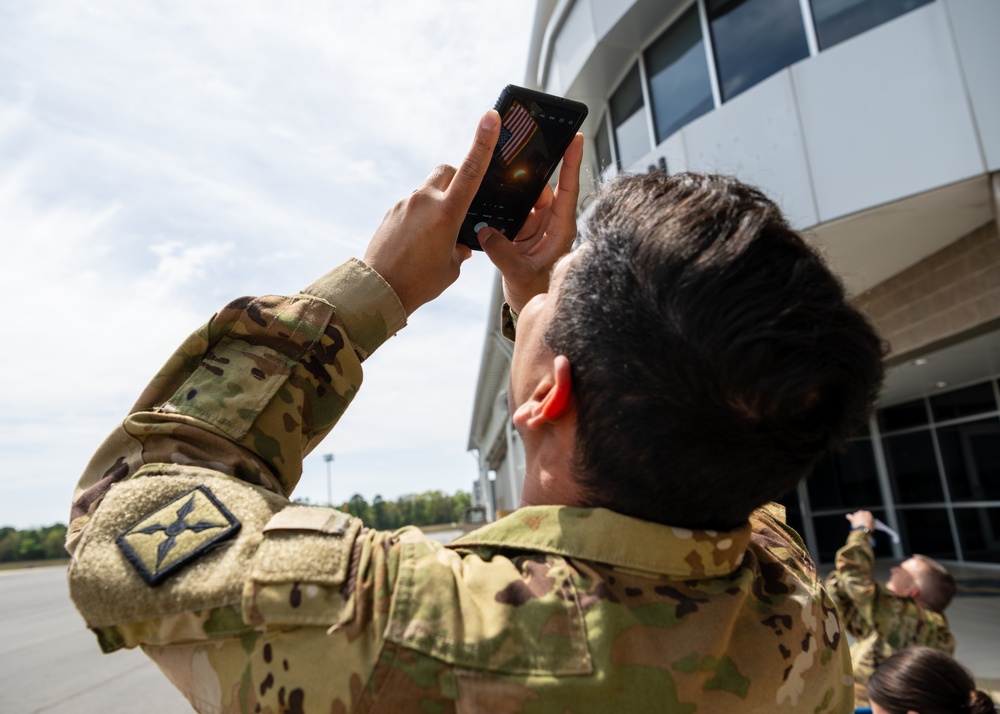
[479,133,584,314]
[846,510,875,532]
[363,110,501,315]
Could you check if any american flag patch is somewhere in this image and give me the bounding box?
[498,101,538,164]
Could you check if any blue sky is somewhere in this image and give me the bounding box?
[0,1,536,528]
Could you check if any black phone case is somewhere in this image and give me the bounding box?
[457,85,588,250]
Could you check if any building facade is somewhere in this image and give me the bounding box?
[468,0,1000,565]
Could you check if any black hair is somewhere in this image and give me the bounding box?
[868,647,997,714]
[545,172,885,529]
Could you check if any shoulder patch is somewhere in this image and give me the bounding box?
[116,485,241,586]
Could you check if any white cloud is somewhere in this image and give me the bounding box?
[148,240,235,297]
[0,0,534,528]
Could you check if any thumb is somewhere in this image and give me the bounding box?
[479,226,518,274]
[454,242,473,265]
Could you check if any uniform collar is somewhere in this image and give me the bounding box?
[449,505,751,578]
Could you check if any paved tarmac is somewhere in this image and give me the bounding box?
[0,566,189,713]
[2,555,997,712]
[0,531,466,713]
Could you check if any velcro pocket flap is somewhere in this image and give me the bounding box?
[164,337,296,441]
[243,506,362,628]
[386,544,593,676]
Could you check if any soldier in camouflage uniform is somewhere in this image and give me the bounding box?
[67,109,885,713]
[825,509,956,705]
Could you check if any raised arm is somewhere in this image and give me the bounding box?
[68,110,502,552]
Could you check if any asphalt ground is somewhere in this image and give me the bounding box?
[0,565,189,713]
[0,529,464,713]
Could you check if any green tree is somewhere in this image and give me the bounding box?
[346,494,372,525]
[381,499,402,530]
[0,528,20,563]
[372,495,389,530]
[42,525,68,559]
[331,490,472,530]
[451,491,473,522]
[18,530,44,561]
[425,490,453,525]
[0,524,70,562]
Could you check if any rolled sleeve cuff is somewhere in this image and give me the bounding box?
[303,258,407,358]
[846,528,877,556]
[501,303,518,342]
[848,529,874,547]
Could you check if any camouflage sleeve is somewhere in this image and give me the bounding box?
[501,303,518,342]
[96,514,419,712]
[826,529,952,650]
[67,258,406,554]
[826,529,879,636]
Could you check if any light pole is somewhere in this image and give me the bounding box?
[323,453,334,506]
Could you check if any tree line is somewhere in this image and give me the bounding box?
[332,489,473,531]
[1,490,473,563]
[0,524,68,563]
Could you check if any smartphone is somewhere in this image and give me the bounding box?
[457,85,589,251]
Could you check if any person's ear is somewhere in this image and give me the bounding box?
[909,567,925,600]
[512,355,573,430]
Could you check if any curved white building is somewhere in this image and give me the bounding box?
[469,0,1000,567]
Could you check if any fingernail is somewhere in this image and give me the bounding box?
[482,110,499,131]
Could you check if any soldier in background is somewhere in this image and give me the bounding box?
[826,509,957,705]
[67,108,884,712]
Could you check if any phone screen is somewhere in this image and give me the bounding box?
[457,86,588,250]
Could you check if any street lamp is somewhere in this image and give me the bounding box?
[323,453,334,506]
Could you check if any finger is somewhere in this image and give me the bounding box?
[512,185,553,242]
[552,133,584,209]
[532,183,555,212]
[453,243,473,265]
[424,164,457,192]
[479,226,520,275]
[515,209,544,242]
[445,110,501,210]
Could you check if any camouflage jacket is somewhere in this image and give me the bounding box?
[824,531,955,691]
[67,259,854,713]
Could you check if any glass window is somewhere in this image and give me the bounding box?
[809,438,883,510]
[594,114,614,182]
[937,418,1000,502]
[610,65,650,169]
[706,0,810,102]
[645,5,714,143]
[878,398,929,433]
[896,508,957,560]
[953,507,1000,564]
[809,0,934,50]
[812,511,892,564]
[883,431,944,504]
[930,381,997,423]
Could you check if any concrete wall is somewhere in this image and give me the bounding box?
[856,220,1000,359]
[543,0,998,230]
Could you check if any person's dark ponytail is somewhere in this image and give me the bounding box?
[868,647,997,714]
